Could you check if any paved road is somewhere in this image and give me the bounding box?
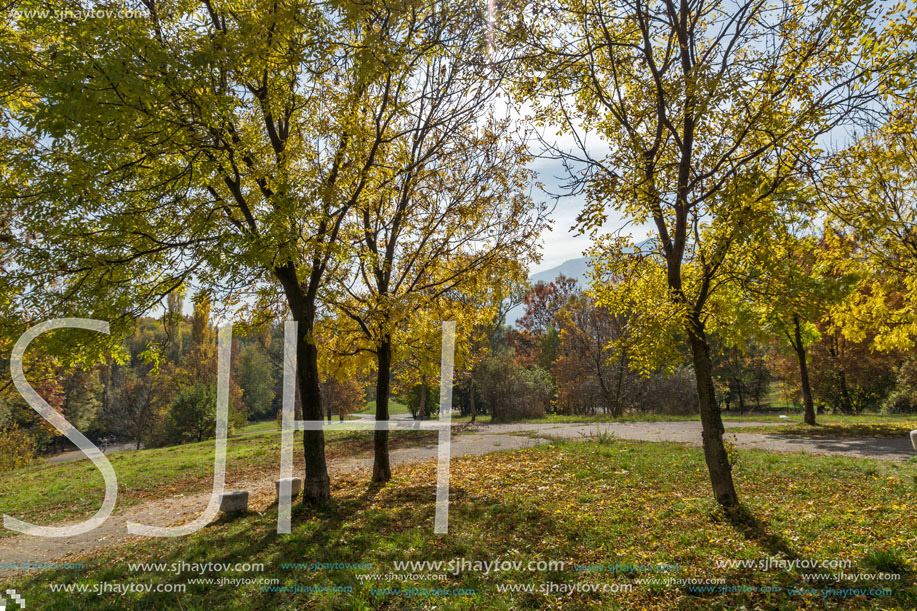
[467,420,917,462]
[44,419,916,465]
[47,442,140,464]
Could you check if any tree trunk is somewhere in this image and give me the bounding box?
[275,263,331,503]
[372,336,393,483]
[686,313,739,507]
[837,369,853,413]
[793,315,816,425]
[469,378,476,424]
[828,339,853,414]
[418,382,427,421]
[296,315,331,503]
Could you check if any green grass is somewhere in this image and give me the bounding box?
[734,415,917,438]
[0,427,436,538]
[6,440,916,609]
[358,400,411,416]
[239,420,282,434]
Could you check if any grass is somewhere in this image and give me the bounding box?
[358,400,411,416]
[6,439,916,609]
[733,415,917,438]
[0,426,437,538]
[239,421,283,434]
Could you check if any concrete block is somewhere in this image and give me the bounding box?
[910,429,917,451]
[219,490,249,513]
[275,477,303,498]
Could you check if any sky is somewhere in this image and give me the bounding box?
[526,149,649,275]
[528,157,594,274]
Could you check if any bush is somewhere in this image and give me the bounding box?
[635,367,698,415]
[883,359,917,414]
[479,357,552,421]
[884,389,917,414]
[400,383,440,420]
[0,424,36,472]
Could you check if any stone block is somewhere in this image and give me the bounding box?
[275,477,303,498]
[219,490,249,513]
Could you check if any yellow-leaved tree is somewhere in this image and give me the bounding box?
[511,0,914,506]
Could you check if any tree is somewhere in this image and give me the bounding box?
[320,376,365,422]
[807,324,900,414]
[1,0,476,501]
[513,0,910,507]
[710,336,770,412]
[328,6,546,480]
[163,287,186,362]
[512,276,579,368]
[554,295,640,417]
[167,384,218,444]
[104,371,159,450]
[237,343,276,419]
[0,424,35,473]
[456,266,528,423]
[819,108,917,352]
[391,312,446,421]
[59,366,104,434]
[742,227,852,424]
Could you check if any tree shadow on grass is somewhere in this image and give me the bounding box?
[11,481,571,610]
[14,484,553,609]
[713,504,856,594]
[718,504,800,562]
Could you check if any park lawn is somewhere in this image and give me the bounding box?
[8,440,916,610]
[239,421,283,434]
[0,428,437,539]
[733,416,917,438]
[358,400,411,416]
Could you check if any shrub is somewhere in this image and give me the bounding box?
[400,383,440,420]
[883,358,917,414]
[479,356,552,421]
[635,367,698,415]
[0,424,36,472]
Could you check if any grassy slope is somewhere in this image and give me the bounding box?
[7,440,916,610]
[358,400,411,416]
[0,425,436,537]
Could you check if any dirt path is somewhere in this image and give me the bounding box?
[2,420,913,579]
[0,432,543,580]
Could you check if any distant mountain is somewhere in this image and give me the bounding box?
[505,240,652,326]
[528,257,591,286]
[505,257,592,326]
